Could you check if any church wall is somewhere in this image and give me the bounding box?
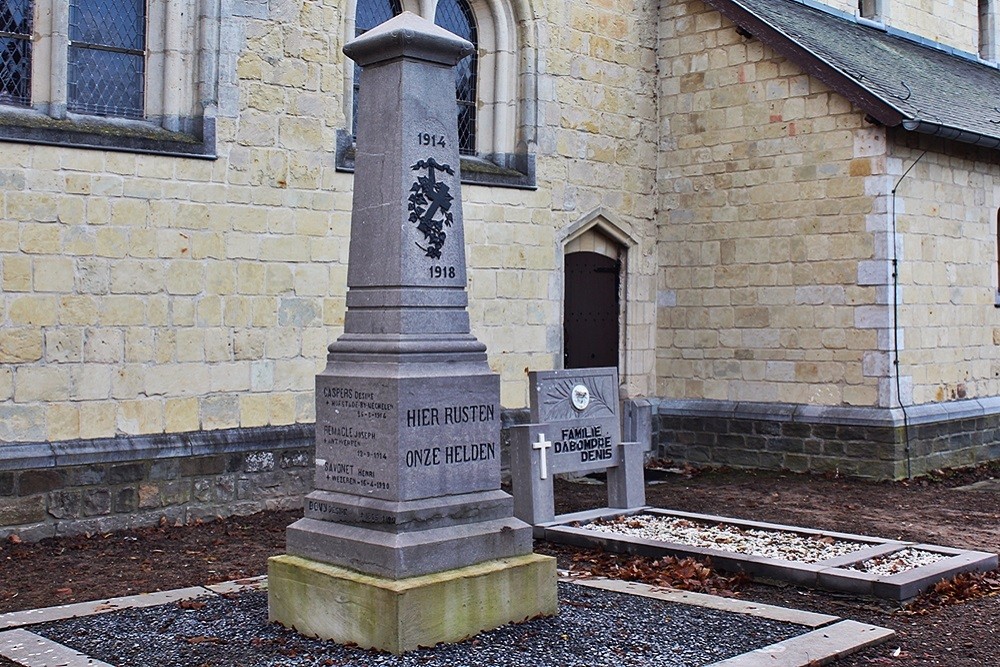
[0,0,659,537]
[807,0,982,56]
[656,0,884,408]
[0,0,658,445]
[652,0,1000,480]
[884,0,981,54]
[890,135,1000,406]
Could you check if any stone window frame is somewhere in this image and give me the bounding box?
[336,0,536,189]
[857,0,886,23]
[0,0,218,158]
[980,0,999,62]
[994,207,1000,307]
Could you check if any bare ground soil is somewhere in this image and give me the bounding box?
[1,464,998,666]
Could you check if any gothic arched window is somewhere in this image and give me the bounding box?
[351,0,401,138]
[341,0,533,187]
[434,0,478,155]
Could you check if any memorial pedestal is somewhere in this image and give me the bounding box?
[267,12,556,653]
[268,554,557,654]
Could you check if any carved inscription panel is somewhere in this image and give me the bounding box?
[315,373,501,502]
[315,377,397,497]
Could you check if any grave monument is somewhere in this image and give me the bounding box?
[510,368,647,530]
[267,12,557,654]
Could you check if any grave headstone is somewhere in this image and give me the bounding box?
[510,367,647,529]
[267,12,557,654]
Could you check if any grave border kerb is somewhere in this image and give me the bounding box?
[538,507,999,601]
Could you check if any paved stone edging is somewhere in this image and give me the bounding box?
[564,576,840,628]
[0,577,266,630]
[0,628,115,667]
[705,620,896,667]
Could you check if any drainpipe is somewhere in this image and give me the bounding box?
[890,150,926,479]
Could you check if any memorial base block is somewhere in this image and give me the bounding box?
[267,553,558,655]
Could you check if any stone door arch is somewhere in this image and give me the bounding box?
[561,211,633,370]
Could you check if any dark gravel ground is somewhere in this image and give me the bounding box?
[32,583,805,667]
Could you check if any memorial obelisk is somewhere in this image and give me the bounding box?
[267,12,557,654]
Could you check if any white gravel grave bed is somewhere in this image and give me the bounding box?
[583,514,868,563]
[844,547,947,575]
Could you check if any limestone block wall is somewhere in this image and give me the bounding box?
[883,0,981,54]
[890,135,1000,405]
[811,0,857,18]
[656,0,884,407]
[808,0,981,55]
[0,0,658,458]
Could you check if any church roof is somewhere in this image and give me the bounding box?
[703,0,1000,148]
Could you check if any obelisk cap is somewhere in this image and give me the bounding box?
[344,10,475,68]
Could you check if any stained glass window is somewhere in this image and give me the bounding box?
[352,0,402,136]
[352,0,479,155]
[435,0,478,155]
[0,0,32,107]
[67,0,145,118]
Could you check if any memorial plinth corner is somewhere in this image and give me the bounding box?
[267,12,557,654]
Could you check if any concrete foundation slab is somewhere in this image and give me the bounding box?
[267,552,558,654]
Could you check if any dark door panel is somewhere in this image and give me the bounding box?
[564,252,619,369]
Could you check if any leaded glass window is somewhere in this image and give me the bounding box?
[435,0,477,155]
[352,0,402,136]
[67,0,145,118]
[0,0,32,107]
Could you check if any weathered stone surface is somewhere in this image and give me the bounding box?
[268,553,557,655]
[180,456,227,477]
[0,496,47,525]
[114,487,138,513]
[109,463,145,485]
[63,465,108,487]
[0,473,13,497]
[18,470,64,496]
[82,489,112,516]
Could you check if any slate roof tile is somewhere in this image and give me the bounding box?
[703,0,1000,148]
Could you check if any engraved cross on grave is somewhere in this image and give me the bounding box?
[267,12,556,655]
[510,368,648,532]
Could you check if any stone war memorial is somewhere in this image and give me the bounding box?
[266,12,557,654]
